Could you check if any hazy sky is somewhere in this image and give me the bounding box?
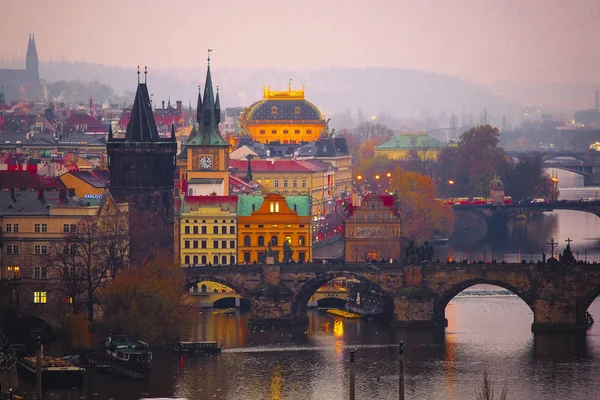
[2,0,599,84]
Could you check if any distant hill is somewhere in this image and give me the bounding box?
[40,61,522,126]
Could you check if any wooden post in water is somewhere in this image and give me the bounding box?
[36,336,42,400]
[399,341,405,400]
[349,350,356,400]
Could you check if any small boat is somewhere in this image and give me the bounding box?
[17,356,85,385]
[345,283,388,317]
[173,341,222,354]
[105,334,153,370]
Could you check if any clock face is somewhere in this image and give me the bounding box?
[200,156,212,169]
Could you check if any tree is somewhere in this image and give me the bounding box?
[391,167,455,240]
[101,255,196,344]
[45,205,129,325]
[504,154,551,201]
[354,122,394,142]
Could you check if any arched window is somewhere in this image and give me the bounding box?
[222,255,227,265]
[271,236,278,246]
[258,236,265,246]
[174,187,180,197]
[201,255,207,265]
[271,106,277,114]
[244,235,251,246]
[295,106,301,115]
[298,236,305,246]
[184,255,190,264]
[193,255,198,264]
[213,255,219,265]
[230,255,235,265]
[201,284,207,293]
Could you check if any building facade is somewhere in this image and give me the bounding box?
[237,193,312,264]
[179,196,238,266]
[374,133,446,160]
[106,80,177,265]
[344,194,401,262]
[239,86,326,144]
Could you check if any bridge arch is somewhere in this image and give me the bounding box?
[576,285,600,325]
[184,275,250,300]
[433,278,534,325]
[292,270,393,318]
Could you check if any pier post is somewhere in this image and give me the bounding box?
[349,350,355,400]
[399,341,405,400]
[35,336,42,400]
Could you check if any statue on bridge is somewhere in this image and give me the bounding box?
[283,240,294,264]
[405,238,434,262]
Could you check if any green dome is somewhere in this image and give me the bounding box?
[490,176,504,190]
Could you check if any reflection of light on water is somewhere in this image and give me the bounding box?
[271,364,282,400]
[445,303,457,400]
[333,318,344,339]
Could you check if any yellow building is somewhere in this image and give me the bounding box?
[237,193,312,264]
[59,170,109,197]
[374,133,446,160]
[239,85,326,144]
[179,196,238,266]
[0,188,127,324]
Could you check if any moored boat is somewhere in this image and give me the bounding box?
[173,341,222,354]
[345,283,388,317]
[17,356,85,385]
[105,334,153,370]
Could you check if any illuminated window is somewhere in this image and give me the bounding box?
[275,202,280,212]
[6,265,20,279]
[285,236,292,244]
[286,224,292,228]
[265,180,270,187]
[271,106,277,114]
[299,236,306,246]
[34,292,47,304]
[271,225,278,228]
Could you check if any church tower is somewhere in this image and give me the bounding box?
[26,34,39,81]
[107,69,177,265]
[185,52,230,196]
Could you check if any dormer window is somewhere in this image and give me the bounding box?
[269,201,280,213]
[295,106,301,115]
[271,106,277,115]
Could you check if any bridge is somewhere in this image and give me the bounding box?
[453,201,600,237]
[506,150,600,185]
[183,262,600,332]
[506,150,600,163]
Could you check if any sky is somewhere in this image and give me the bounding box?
[1,0,599,84]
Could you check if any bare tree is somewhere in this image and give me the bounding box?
[354,122,394,142]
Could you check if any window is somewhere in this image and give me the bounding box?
[229,226,235,234]
[300,224,305,228]
[70,224,76,233]
[271,129,277,135]
[185,226,190,234]
[298,252,306,263]
[213,226,219,234]
[258,224,264,228]
[269,202,280,213]
[271,106,277,114]
[222,255,227,265]
[193,240,198,249]
[274,180,279,188]
[213,255,219,265]
[298,236,306,246]
[243,235,251,246]
[6,266,20,279]
[244,224,250,228]
[295,106,301,115]
[258,236,265,246]
[244,252,251,262]
[33,266,47,280]
[7,245,19,255]
[193,226,198,234]
[258,252,265,262]
[221,240,226,248]
[213,240,218,249]
[201,255,207,264]
[221,226,227,234]
[306,130,312,134]
[283,179,289,188]
[230,240,235,249]
[201,240,207,249]
[193,255,198,264]
[293,179,297,188]
[271,225,278,228]
[63,224,69,233]
[283,130,289,135]
[42,224,47,233]
[34,245,47,255]
[184,255,190,264]
[265,180,270,187]
[202,226,207,234]
[260,129,266,134]
[271,236,278,246]
[285,236,292,244]
[301,179,307,188]
[230,255,236,265]
[35,224,41,233]
[34,292,47,304]
[5,224,11,233]
[294,129,300,134]
[184,241,190,249]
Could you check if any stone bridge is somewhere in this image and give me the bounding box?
[184,262,600,332]
[453,201,600,237]
[506,150,600,164]
[506,151,600,185]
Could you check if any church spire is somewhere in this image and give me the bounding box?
[125,75,160,142]
[215,85,221,125]
[26,33,39,79]
[171,123,176,141]
[196,85,202,124]
[108,123,113,141]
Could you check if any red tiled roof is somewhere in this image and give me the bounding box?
[64,113,104,127]
[229,159,328,173]
[0,171,65,190]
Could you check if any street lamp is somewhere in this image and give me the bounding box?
[448,179,455,203]
[386,172,392,178]
[551,175,559,202]
[375,174,380,180]
[357,175,363,181]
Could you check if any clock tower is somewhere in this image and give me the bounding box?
[185,52,230,196]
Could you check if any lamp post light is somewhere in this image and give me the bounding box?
[551,175,559,202]
[448,180,455,203]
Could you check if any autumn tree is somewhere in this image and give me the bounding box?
[391,166,455,240]
[101,255,196,344]
[505,154,551,201]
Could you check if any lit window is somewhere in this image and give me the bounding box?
[275,202,280,212]
[286,224,292,228]
[271,225,278,228]
[299,236,306,246]
[270,202,274,212]
[34,291,47,304]
[6,265,20,279]
[285,236,292,244]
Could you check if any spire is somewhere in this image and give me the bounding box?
[215,85,221,125]
[196,85,203,124]
[171,123,176,141]
[245,154,253,182]
[26,33,39,78]
[108,124,113,141]
[125,80,160,142]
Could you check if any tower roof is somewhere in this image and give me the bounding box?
[125,83,160,142]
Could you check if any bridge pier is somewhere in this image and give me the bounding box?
[531,298,588,332]
[248,294,308,327]
[391,296,446,328]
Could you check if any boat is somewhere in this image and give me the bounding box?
[173,341,222,354]
[105,334,153,370]
[17,356,85,385]
[345,283,388,317]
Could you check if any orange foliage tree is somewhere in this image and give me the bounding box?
[391,166,455,240]
[64,313,92,349]
[100,255,196,344]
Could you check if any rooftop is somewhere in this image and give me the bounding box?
[237,194,311,217]
[0,189,106,216]
[375,134,446,150]
[0,171,65,190]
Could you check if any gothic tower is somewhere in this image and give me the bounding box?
[107,73,177,265]
[26,34,39,81]
[185,53,230,196]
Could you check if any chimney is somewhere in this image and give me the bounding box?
[68,188,75,197]
[37,188,44,201]
[59,188,67,202]
[595,90,599,111]
[176,101,182,113]
[162,100,165,110]
[10,188,16,202]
